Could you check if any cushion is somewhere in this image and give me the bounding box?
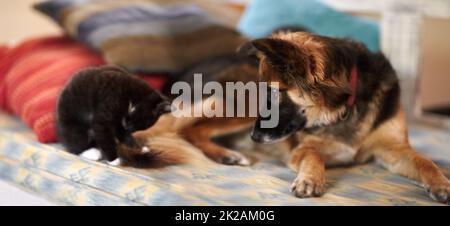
[237,0,380,52]
[34,0,247,74]
[0,46,9,59]
[0,36,169,143]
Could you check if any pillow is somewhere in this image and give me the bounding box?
[238,0,380,52]
[0,36,169,143]
[0,46,9,59]
[34,0,248,74]
[0,46,11,90]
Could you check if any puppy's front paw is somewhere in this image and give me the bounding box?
[215,150,250,166]
[426,180,450,204]
[290,174,326,198]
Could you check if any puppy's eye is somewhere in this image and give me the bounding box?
[301,109,306,114]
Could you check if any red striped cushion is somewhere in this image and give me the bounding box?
[0,46,9,59]
[139,74,167,91]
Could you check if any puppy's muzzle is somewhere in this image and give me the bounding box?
[251,114,306,144]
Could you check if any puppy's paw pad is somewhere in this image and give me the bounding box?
[218,151,251,166]
[107,158,122,166]
[290,176,325,198]
[426,181,450,204]
[79,148,102,161]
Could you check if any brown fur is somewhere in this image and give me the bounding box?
[115,116,190,168]
[181,117,255,165]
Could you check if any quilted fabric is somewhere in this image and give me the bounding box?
[0,112,449,205]
[34,0,247,74]
[238,0,380,52]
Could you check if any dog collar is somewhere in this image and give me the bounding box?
[347,66,358,107]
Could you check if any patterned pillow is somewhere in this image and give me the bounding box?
[34,0,247,74]
[0,36,169,143]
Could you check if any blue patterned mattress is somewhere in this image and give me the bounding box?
[0,112,449,205]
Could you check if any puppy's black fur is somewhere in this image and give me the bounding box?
[57,66,171,161]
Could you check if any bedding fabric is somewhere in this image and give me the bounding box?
[238,0,380,52]
[34,0,247,74]
[1,112,449,205]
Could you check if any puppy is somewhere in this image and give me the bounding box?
[175,32,450,204]
[248,32,450,203]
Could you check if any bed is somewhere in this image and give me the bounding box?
[1,111,449,205]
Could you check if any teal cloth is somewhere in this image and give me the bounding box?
[238,0,380,52]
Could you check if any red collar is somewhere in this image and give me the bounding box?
[347,66,358,107]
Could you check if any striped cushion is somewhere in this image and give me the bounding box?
[0,36,169,143]
[34,0,247,74]
[0,46,9,59]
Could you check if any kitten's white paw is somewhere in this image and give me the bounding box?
[237,157,251,166]
[79,148,102,161]
[141,146,150,153]
[107,158,122,166]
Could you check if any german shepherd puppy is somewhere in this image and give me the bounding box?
[240,32,450,202]
[152,32,450,203]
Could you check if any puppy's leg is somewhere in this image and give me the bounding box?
[288,145,326,198]
[372,145,450,203]
[364,111,450,204]
[181,117,254,165]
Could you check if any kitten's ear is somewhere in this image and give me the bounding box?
[155,101,173,115]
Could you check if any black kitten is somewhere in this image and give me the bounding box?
[57,66,171,162]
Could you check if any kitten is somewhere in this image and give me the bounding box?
[56,66,172,164]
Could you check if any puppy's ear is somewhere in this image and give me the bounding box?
[251,38,299,67]
[237,41,259,58]
[238,38,295,62]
